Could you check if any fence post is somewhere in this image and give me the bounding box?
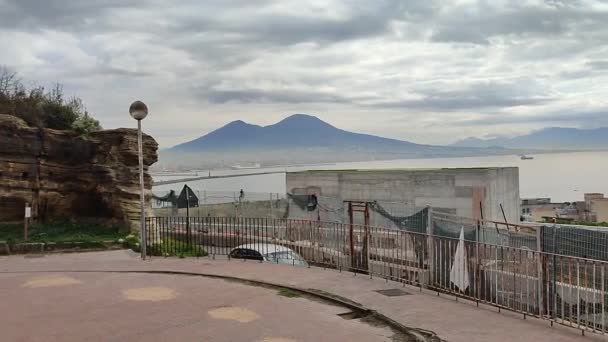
[364,202,370,272]
[203,190,207,217]
[269,193,274,218]
[536,225,545,317]
[348,202,355,270]
[197,190,201,217]
[426,205,434,287]
[476,219,481,302]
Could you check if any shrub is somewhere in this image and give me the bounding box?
[148,239,208,258]
[72,112,102,135]
[0,222,122,244]
[0,66,102,134]
[124,234,140,252]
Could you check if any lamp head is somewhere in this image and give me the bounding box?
[129,101,148,120]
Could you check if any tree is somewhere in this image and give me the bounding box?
[0,66,19,114]
[42,103,79,130]
[12,85,46,127]
[0,66,18,96]
[0,65,102,134]
[67,96,102,135]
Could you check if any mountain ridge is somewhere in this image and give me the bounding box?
[452,127,608,149]
[160,115,605,168]
[164,114,595,168]
[171,114,427,152]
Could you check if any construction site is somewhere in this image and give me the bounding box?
[147,167,608,336]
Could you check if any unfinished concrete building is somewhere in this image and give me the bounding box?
[286,167,520,225]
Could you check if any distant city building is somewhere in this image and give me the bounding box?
[585,193,608,223]
[521,198,568,222]
[522,193,608,224]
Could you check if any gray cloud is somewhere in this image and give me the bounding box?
[587,60,608,70]
[1,0,607,146]
[372,96,551,111]
[204,88,356,105]
[430,2,608,45]
[197,78,553,111]
[452,108,608,126]
[0,0,144,30]
[370,80,553,110]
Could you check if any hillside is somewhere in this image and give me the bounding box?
[453,127,608,150]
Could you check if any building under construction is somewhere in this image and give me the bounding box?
[285,167,520,225]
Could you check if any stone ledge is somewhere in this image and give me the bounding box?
[9,242,44,254]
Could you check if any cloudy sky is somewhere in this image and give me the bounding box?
[1,0,607,147]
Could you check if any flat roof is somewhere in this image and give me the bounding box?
[288,167,518,174]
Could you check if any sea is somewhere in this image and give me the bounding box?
[152,151,608,203]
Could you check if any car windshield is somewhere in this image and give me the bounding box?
[265,251,307,266]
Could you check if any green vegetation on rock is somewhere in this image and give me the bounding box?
[0,66,101,135]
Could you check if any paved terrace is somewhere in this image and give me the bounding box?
[1,250,605,342]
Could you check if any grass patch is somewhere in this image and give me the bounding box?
[277,288,301,298]
[0,222,125,245]
[148,238,208,258]
[0,223,23,243]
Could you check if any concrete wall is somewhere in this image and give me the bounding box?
[286,168,520,223]
[590,199,608,223]
[153,199,289,218]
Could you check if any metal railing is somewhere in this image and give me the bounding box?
[145,216,608,336]
[152,190,287,218]
[433,211,608,262]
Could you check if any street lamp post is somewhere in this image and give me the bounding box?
[129,101,149,260]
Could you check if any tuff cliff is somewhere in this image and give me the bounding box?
[0,114,158,231]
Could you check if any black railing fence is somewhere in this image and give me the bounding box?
[145,216,608,336]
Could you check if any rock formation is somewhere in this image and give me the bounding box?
[0,114,158,232]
